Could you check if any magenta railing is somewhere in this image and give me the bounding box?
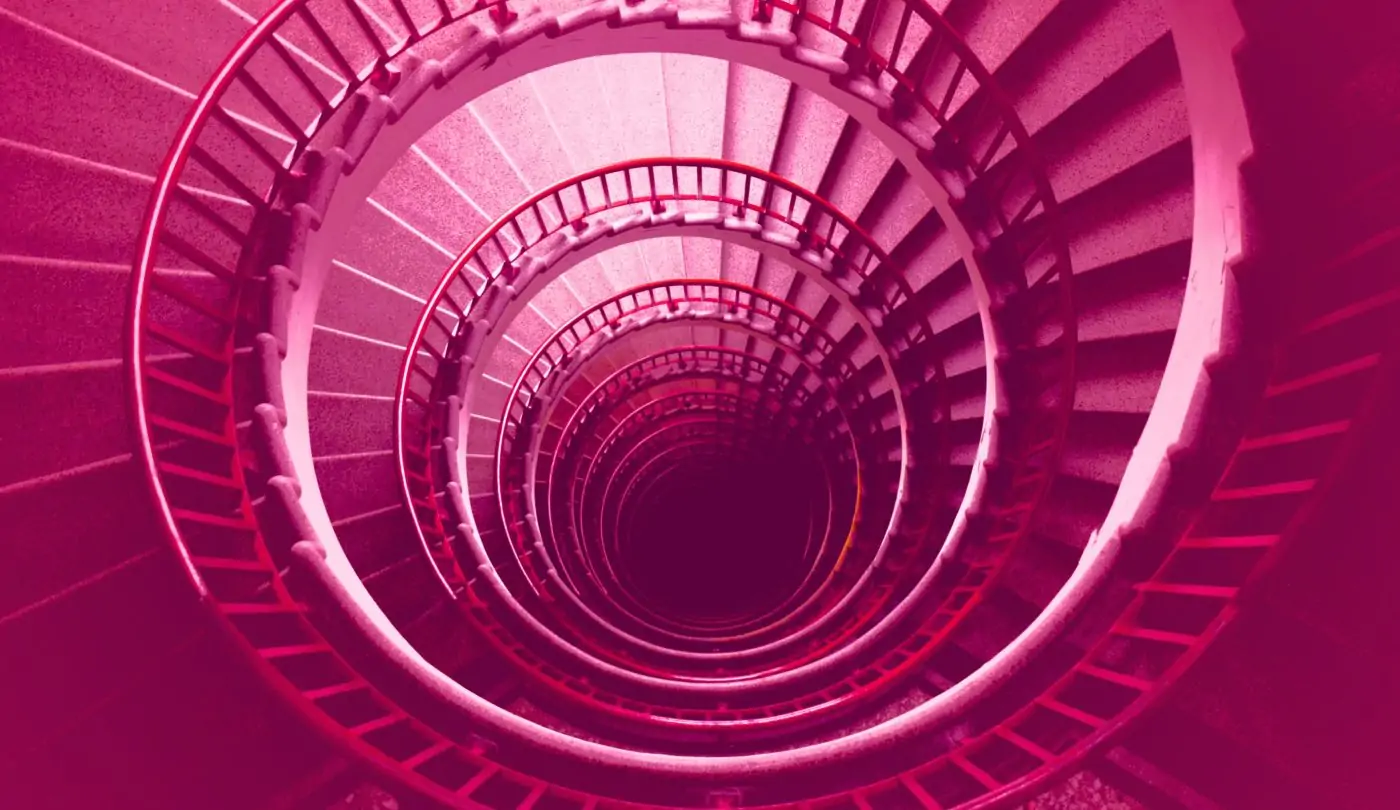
[127,0,1310,804]
[502,339,866,664]
[544,352,856,646]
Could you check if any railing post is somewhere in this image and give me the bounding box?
[490,1,516,26]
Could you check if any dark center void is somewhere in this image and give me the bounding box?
[617,446,820,626]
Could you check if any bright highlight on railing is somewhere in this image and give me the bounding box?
[135,1,1354,807]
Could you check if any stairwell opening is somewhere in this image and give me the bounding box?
[614,439,821,628]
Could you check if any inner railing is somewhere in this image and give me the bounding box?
[126,0,1098,804]
[498,309,870,656]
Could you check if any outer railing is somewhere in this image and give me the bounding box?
[388,150,1072,738]
[393,160,929,666]
[122,1,557,806]
[758,0,1080,636]
[122,0,1094,804]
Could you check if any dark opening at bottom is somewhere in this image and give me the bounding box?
[617,444,822,627]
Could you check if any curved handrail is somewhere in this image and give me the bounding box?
[494,280,880,648]
[128,0,1086,804]
[525,350,865,664]
[125,0,533,803]
[391,165,941,686]
[549,357,855,646]
[386,154,1070,740]
[533,347,845,623]
[433,299,895,702]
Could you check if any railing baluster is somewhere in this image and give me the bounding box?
[171,185,247,244]
[386,0,420,38]
[146,365,226,404]
[236,72,309,145]
[938,61,967,120]
[890,6,914,70]
[552,192,568,229]
[150,273,235,324]
[189,146,268,210]
[267,38,331,111]
[297,6,358,81]
[211,106,287,173]
[148,322,225,362]
[161,231,237,280]
[978,122,1012,174]
[342,0,389,61]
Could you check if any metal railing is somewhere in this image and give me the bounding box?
[411,298,897,706]
[547,355,856,647]
[120,0,1110,804]
[386,159,1054,738]
[507,342,865,664]
[123,1,548,806]
[392,160,929,670]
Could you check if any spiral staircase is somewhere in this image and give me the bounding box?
[2,0,1398,807]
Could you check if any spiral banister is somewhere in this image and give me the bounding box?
[520,344,855,634]
[432,284,882,684]
[116,0,1192,805]
[543,353,855,650]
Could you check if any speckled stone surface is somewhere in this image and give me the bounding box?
[2,0,251,98]
[472,73,576,192]
[952,0,1061,76]
[719,63,790,283]
[331,197,458,298]
[1035,40,1190,201]
[316,261,425,346]
[0,355,131,487]
[3,16,215,174]
[771,89,847,190]
[1070,243,1190,343]
[1,1,1212,803]
[1018,770,1143,810]
[1,145,156,264]
[416,105,535,221]
[328,783,400,810]
[865,174,934,250]
[1059,147,1193,274]
[308,325,405,397]
[821,126,900,229]
[370,150,495,258]
[995,0,1171,134]
[660,54,727,281]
